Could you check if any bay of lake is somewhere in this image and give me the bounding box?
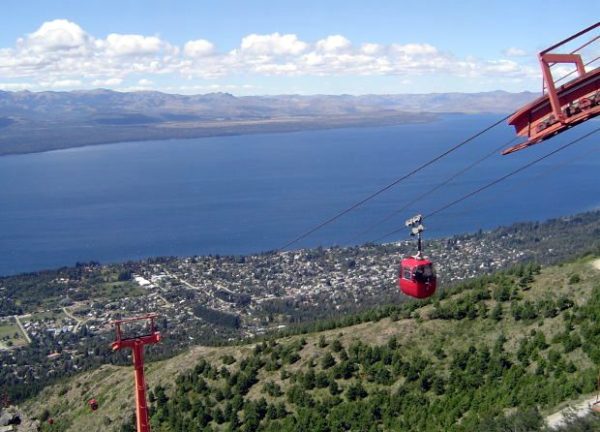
[1,114,598,276]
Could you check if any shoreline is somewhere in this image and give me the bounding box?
[2,209,599,279]
[0,112,440,157]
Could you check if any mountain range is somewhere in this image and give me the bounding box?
[0,90,535,156]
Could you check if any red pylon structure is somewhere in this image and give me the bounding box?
[111,314,161,432]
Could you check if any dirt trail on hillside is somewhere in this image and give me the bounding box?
[546,397,599,429]
[546,257,600,428]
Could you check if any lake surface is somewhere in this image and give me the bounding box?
[1,114,599,276]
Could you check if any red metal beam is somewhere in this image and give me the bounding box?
[505,23,600,155]
[539,52,588,121]
[111,315,161,432]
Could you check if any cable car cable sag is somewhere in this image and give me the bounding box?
[351,136,518,244]
[375,127,600,242]
[277,113,513,251]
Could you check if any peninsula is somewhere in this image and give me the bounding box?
[0,90,534,156]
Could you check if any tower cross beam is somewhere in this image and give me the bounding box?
[111,314,160,432]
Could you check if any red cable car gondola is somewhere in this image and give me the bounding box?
[88,398,99,411]
[503,22,600,155]
[398,215,437,299]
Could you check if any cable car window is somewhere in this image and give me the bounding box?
[422,264,434,277]
[414,266,424,282]
[403,268,412,280]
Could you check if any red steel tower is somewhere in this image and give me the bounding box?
[112,314,161,432]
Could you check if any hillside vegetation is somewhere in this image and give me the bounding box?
[23,256,600,431]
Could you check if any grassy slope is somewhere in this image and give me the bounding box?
[22,256,600,431]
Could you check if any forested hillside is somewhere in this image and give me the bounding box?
[22,255,600,431]
[4,212,600,412]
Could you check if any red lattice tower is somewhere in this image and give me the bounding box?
[111,314,161,432]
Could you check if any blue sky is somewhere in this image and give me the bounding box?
[1,0,598,95]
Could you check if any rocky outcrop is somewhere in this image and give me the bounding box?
[0,406,39,432]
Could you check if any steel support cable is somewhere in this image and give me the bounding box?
[569,34,600,56]
[277,113,512,251]
[554,56,600,85]
[541,22,600,55]
[548,33,600,67]
[541,23,599,90]
[351,136,519,244]
[432,140,600,220]
[532,143,600,178]
[375,127,600,242]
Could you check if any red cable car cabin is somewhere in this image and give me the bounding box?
[399,257,436,299]
[399,215,437,299]
[88,399,98,411]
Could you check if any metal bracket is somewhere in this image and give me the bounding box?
[405,214,425,258]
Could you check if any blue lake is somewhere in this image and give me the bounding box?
[0,114,599,276]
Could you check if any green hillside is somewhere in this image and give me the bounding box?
[23,256,600,431]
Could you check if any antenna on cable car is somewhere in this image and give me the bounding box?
[405,214,425,259]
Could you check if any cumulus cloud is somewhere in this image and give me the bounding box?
[240,33,307,55]
[253,63,298,75]
[315,35,351,53]
[0,20,173,82]
[484,59,521,73]
[19,19,91,53]
[503,47,528,57]
[40,79,82,88]
[184,39,215,57]
[391,43,439,57]
[0,82,36,91]
[92,78,123,86]
[103,34,163,56]
[0,19,540,92]
[360,43,382,55]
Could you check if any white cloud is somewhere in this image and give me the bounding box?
[315,35,351,53]
[391,43,439,57]
[550,64,575,80]
[118,86,153,92]
[92,78,123,86]
[240,33,307,55]
[162,83,257,95]
[184,39,215,57]
[254,63,298,75]
[0,19,540,92]
[484,59,521,73]
[104,34,163,56]
[504,47,528,57]
[360,43,381,55]
[301,52,324,66]
[0,82,36,91]
[40,79,82,88]
[20,19,91,53]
